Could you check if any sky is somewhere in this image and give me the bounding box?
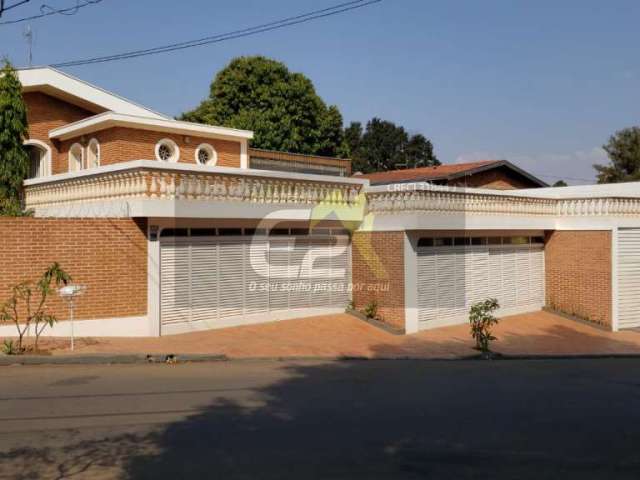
[1,0,639,185]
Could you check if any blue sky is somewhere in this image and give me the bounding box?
[1,0,639,184]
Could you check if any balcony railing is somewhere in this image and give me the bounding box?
[366,186,640,217]
[24,160,365,210]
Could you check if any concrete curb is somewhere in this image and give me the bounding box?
[2,352,640,366]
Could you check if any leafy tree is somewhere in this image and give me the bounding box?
[594,127,640,183]
[343,118,439,173]
[0,263,71,353]
[181,56,344,157]
[552,180,568,187]
[0,59,29,215]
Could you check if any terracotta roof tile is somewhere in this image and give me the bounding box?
[355,160,501,185]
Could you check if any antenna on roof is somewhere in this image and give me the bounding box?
[23,24,33,66]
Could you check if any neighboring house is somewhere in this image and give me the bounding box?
[1,67,640,340]
[355,160,547,189]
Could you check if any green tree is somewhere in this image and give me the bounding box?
[594,127,640,183]
[552,180,568,187]
[181,56,344,157]
[0,59,29,215]
[343,118,439,173]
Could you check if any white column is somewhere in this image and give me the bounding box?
[147,222,161,336]
[403,231,419,334]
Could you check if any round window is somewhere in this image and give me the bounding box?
[195,144,217,166]
[155,139,179,162]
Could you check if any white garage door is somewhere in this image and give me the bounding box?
[417,235,545,330]
[160,231,350,334]
[617,228,640,329]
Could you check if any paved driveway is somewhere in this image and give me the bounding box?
[36,310,640,358]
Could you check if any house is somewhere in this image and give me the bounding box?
[355,160,547,189]
[1,66,640,339]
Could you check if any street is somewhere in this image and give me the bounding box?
[1,358,640,479]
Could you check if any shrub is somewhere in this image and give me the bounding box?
[363,301,378,320]
[469,298,500,354]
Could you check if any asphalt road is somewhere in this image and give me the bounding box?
[1,358,640,479]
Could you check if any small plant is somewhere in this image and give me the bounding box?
[363,300,378,320]
[469,298,500,355]
[0,263,71,353]
[347,300,355,310]
[2,339,18,355]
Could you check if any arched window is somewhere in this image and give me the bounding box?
[69,143,84,172]
[23,139,51,179]
[86,138,100,168]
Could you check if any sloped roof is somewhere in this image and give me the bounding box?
[355,160,547,187]
[17,67,167,119]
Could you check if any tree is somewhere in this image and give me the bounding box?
[0,59,29,215]
[469,298,500,356]
[0,263,71,353]
[552,180,568,187]
[594,127,640,183]
[181,56,344,157]
[343,118,439,173]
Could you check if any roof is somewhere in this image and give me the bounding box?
[355,160,548,187]
[17,67,168,119]
[49,112,254,142]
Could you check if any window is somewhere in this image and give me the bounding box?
[69,143,84,172]
[160,228,188,238]
[87,138,100,168]
[195,143,217,166]
[24,142,49,179]
[155,139,179,162]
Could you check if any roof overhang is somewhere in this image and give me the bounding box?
[18,67,168,119]
[49,112,255,142]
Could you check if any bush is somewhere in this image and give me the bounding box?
[469,298,500,354]
[362,301,378,320]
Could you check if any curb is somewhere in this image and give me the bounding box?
[3,352,640,366]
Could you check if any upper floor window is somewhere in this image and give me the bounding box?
[155,138,179,162]
[87,138,100,168]
[23,140,51,179]
[195,143,217,166]
[69,143,84,172]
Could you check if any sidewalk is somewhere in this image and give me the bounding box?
[6,310,640,361]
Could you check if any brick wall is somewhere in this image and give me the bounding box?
[448,168,535,190]
[351,231,405,330]
[545,230,612,328]
[0,218,148,322]
[58,127,242,173]
[24,92,99,170]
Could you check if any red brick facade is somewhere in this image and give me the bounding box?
[351,231,406,330]
[545,230,612,328]
[0,218,148,322]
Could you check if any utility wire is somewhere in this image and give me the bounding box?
[1,0,30,17]
[0,0,103,25]
[51,0,382,67]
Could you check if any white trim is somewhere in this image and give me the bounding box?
[49,111,254,142]
[404,232,419,334]
[240,140,249,169]
[68,142,84,172]
[87,138,101,168]
[23,159,369,186]
[23,139,52,177]
[148,223,161,337]
[0,315,151,338]
[155,138,180,163]
[18,67,167,119]
[611,227,620,332]
[194,143,217,166]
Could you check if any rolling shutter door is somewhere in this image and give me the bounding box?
[618,228,640,329]
[417,242,544,329]
[160,235,351,331]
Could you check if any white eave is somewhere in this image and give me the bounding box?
[18,67,168,119]
[49,112,255,142]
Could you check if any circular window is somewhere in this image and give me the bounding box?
[155,139,179,162]
[195,143,217,166]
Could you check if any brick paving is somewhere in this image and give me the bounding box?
[28,310,640,359]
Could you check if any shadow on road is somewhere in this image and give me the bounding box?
[4,355,640,479]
